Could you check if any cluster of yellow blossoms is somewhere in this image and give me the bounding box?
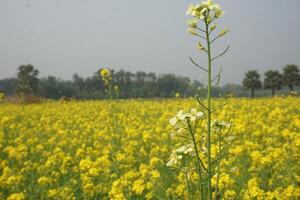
[0,97,299,199]
[100,68,112,87]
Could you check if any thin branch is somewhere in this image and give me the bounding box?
[219,124,233,141]
[211,35,220,44]
[196,35,207,40]
[212,45,230,61]
[214,75,221,87]
[209,17,216,25]
[196,46,208,54]
[184,127,202,136]
[212,150,227,165]
[194,130,203,137]
[198,157,208,172]
[196,95,209,111]
[189,57,208,72]
[201,171,216,185]
[212,97,232,113]
[212,140,235,166]
[188,125,208,173]
[193,118,198,134]
[187,120,207,192]
[211,66,223,83]
[174,134,193,141]
[189,122,208,173]
[212,141,232,166]
[196,27,206,33]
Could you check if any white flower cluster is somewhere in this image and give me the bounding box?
[166,144,195,167]
[186,0,224,21]
[169,108,204,127]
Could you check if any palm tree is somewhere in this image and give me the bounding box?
[264,70,283,96]
[243,70,262,98]
[283,64,300,91]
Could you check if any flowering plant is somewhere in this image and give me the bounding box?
[100,68,119,99]
[167,0,232,199]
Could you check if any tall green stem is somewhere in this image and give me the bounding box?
[188,121,204,200]
[185,171,191,200]
[205,18,212,200]
[215,134,222,200]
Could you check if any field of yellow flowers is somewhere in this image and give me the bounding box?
[0,97,299,199]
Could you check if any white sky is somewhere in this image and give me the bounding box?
[1,0,300,84]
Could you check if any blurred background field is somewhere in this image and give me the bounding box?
[0,97,299,199]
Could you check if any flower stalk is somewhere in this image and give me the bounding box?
[168,1,230,199]
[188,120,205,199]
[185,0,230,199]
[205,14,213,199]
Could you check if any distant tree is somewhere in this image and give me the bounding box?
[146,73,157,82]
[157,74,190,97]
[222,83,245,97]
[136,71,147,84]
[39,76,62,99]
[59,81,75,98]
[123,71,134,98]
[0,78,18,95]
[72,74,85,98]
[186,80,203,97]
[264,70,283,96]
[135,71,147,97]
[112,70,127,98]
[243,70,262,98]
[1,67,208,99]
[145,73,157,97]
[283,64,300,91]
[16,64,39,96]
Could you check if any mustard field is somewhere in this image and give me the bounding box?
[0,97,299,199]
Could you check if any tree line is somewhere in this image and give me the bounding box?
[243,64,300,98]
[0,64,299,100]
[0,65,203,99]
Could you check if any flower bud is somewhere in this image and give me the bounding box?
[210,23,217,32]
[187,28,198,36]
[214,9,224,18]
[197,42,205,51]
[206,15,212,23]
[187,19,197,28]
[218,28,229,37]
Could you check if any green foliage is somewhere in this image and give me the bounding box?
[242,70,262,98]
[39,76,74,99]
[16,64,39,96]
[283,64,300,91]
[1,67,299,99]
[0,78,18,95]
[39,70,202,99]
[264,70,283,96]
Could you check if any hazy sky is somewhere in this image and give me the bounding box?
[1,0,300,84]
